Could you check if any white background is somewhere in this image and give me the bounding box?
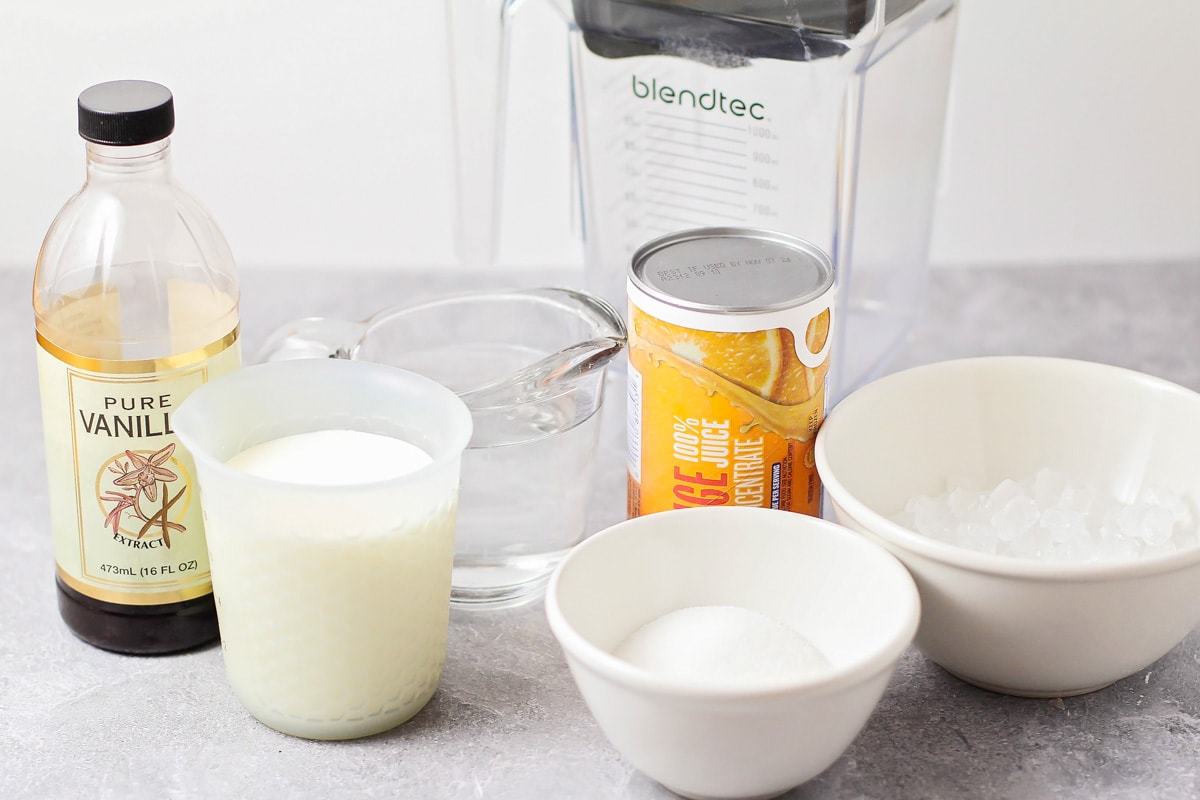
[1,0,1197,273]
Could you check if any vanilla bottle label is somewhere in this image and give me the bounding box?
[36,331,241,605]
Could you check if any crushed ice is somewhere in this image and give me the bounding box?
[893,468,1198,562]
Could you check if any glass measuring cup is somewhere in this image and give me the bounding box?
[259,288,627,609]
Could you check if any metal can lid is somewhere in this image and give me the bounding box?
[629,227,835,314]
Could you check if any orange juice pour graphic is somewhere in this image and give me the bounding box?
[625,228,835,519]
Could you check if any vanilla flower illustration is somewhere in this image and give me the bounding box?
[101,444,187,548]
[113,443,178,503]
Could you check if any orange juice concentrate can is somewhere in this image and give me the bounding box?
[626,227,836,518]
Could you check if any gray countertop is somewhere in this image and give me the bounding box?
[4,262,1200,799]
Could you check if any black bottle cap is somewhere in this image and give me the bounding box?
[77,80,175,145]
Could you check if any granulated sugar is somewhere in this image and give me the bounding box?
[894,468,1198,562]
[612,605,830,687]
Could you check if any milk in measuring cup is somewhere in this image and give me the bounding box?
[213,430,454,740]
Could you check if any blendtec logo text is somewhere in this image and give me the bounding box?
[631,75,765,120]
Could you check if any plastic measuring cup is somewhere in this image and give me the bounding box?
[173,359,472,740]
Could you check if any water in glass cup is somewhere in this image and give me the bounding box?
[402,340,604,608]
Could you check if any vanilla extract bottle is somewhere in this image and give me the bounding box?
[33,80,241,654]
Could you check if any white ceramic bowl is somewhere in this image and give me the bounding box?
[816,356,1200,698]
[545,506,919,800]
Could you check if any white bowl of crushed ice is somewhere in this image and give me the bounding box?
[816,356,1200,698]
[545,505,919,800]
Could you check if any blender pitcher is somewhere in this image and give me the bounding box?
[443,1,957,394]
[569,0,958,398]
